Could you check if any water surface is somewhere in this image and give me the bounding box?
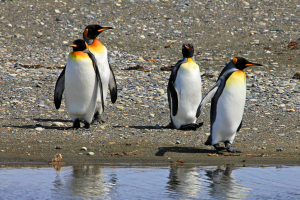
[0,164,299,200]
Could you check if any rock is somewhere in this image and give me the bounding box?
[80,147,88,151]
[276,148,283,152]
[54,9,60,14]
[55,146,61,149]
[158,89,164,94]
[87,152,95,156]
[149,113,155,118]
[116,106,124,110]
[52,122,65,127]
[155,124,160,129]
[35,127,44,131]
[176,141,181,144]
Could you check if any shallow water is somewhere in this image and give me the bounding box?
[0,164,299,200]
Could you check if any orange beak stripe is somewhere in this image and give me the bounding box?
[67,44,77,47]
[98,28,108,32]
[185,45,189,49]
[245,63,257,67]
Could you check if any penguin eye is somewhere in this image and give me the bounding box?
[232,58,237,65]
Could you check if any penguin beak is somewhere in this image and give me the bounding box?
[184,45,189,50]
[98,27,113,32]
[245,62,263,67]
[65,43,77,47]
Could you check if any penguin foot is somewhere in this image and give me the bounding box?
[93,112,105,124]
[205,135,212,145]
[165,122,175,129]
[72,119,81,129]
[179,122,203,131]
[84,122,90,129]
[225,142,242,153]
[213,144,225,151]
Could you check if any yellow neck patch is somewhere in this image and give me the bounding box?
[225,70,246,86]
[180,58,199,71]
[88,39,106,53]
[69,51,89,61]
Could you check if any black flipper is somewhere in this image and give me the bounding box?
[108,64,117,103]
[167,81,179,116]
[167,59,184,116]
[54,66,66,109]
[87,52,105,112]
[237,121,242,132]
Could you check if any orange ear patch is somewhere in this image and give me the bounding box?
[84,29,89,39]
[232,57,237,65]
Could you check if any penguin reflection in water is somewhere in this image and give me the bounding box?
[167,44,202,130]
[54,39,104,129]
[54,24,117,124]
[199,57,263,153]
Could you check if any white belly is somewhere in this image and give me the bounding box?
[65,58,98,123]
[211,83,246,144]
[92,50,110,114]
[171,67,202,129]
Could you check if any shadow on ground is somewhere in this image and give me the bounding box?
[155,147,219,156]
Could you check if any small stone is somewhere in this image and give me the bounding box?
[149,113,155,118]
[80,147,88,151]
[37,140,42,143]
[55,9,60,14]
[138,57,145,62]
[158,89,164,94]
[87,152,95,156]
[55,146,61,149]
[155,124,160,129]
[69,8,75,13]
[278,134,285,137]
[85,15,94,19]
[56,16,62,21]
[52,122,65,127]
[286,108,295,112]
[176,141,181,144]
[37,32,43,36]
[35,127,44,131]
[262,147,266,149]
[116,106,124,110]
[131,131,137,135]
[0,150,4,152]
[276,148,283,152]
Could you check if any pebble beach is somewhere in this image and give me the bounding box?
[0,0,300,165]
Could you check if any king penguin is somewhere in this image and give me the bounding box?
[167,43,202,130]
[54,24,117,124]
[199,57,263,152]
[83,24,117,123]
[54,39,104,129]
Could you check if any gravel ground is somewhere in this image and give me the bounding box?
[0,0,300,165]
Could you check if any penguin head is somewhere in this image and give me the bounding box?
[232,57,263,70]
[182,43,194,58]
[83,24,113,40]
[65,39,88,51]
